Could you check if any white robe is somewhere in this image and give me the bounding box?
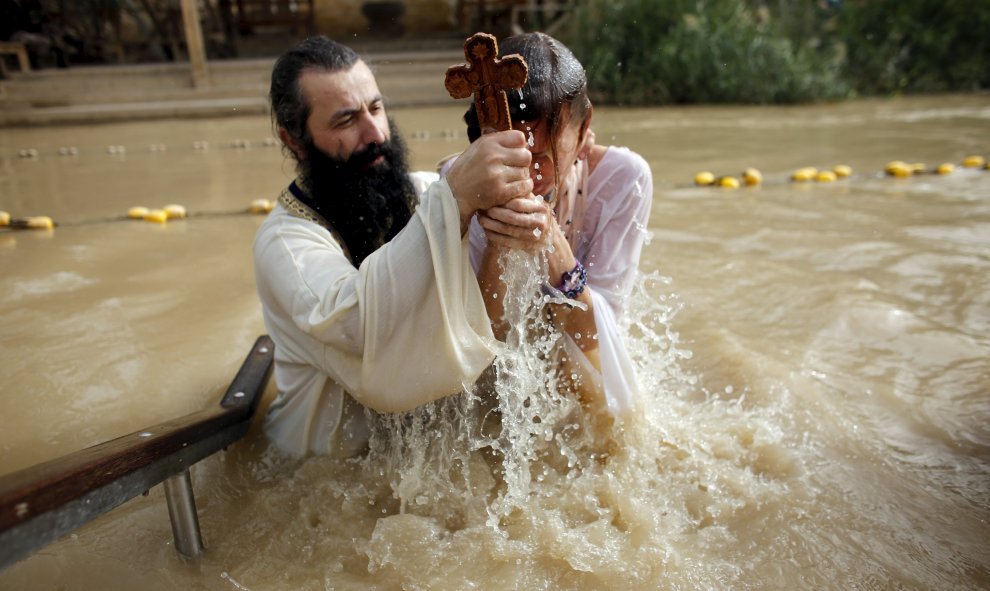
[253,172,496,456]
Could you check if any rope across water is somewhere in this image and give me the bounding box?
[2,141,986,232]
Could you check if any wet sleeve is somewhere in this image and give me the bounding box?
[577,151,654,415]
[583,151,654,319]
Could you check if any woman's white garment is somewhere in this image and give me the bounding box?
[467,146,653,415]
[253,172,496,457]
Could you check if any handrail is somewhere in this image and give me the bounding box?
[0,335,274,571]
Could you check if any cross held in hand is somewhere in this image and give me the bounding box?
[445,33,528,133]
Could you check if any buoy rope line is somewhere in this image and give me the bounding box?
[0,200,275,232]
[6,129,460,161]
[1,132,470,232]
[10,137,281,160]
[689,155,988,190]
[2,136,289,231]
[1,152,987,232]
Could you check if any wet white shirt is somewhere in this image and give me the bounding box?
[253,172,496,457]
[466,146,653,415]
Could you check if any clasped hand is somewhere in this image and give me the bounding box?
[478,195,553,253]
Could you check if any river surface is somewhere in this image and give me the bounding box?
[0,94,988,589]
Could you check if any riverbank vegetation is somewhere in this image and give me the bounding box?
[566,0,990,105]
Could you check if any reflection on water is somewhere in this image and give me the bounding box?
[1,95,988,589]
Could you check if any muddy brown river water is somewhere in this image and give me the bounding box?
[0,94,988,589]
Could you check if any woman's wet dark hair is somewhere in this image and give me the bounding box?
[270,36,360,146]
[464,32,590,143]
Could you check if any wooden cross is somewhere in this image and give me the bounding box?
[444,32,528,132]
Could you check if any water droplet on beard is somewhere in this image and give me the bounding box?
[532,228,542,238]
[520,103,526,109]
[536,174,542,181]
[534,162,540,170]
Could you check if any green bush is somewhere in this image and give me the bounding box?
[835,0,990,95]
[567,0,846,105]
[564,0,989,104]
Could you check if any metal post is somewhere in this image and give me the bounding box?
[163,469,204,559]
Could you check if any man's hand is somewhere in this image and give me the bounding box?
[447,130,533,233]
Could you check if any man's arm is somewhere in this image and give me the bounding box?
[254,131,533,414]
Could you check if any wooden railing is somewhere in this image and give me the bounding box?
[0,335,274,571]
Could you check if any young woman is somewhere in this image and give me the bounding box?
[449,32,653,420]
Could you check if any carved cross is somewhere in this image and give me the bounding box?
[444,32,528,132]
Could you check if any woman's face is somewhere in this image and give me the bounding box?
[513,103,584,200]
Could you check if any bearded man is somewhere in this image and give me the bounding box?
[254,36,533,457]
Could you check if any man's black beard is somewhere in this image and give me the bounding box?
[299,121,416,266]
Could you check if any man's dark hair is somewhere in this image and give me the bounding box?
[270,36,361,148]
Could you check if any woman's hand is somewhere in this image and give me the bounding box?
[478,195,552,253]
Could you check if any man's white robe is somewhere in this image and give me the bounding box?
[253,172,496,456]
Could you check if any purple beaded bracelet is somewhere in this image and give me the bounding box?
[559,260,587,299]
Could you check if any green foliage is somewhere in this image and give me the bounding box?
[566,0,845,105]
[834,0,990,94]
[564,0,989,105]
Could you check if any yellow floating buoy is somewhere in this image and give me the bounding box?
[144,209,168,224]
[962,155,985,168]
[884,160,905,174]
[816,170,838,183]
[937,163,955,175]
[742,167,762,186]
[11,216,54,230]
[694,171,715,186]
[128,206,150,219]
[832,164,852,178]
[163,204,186,219]
[910,162,926,174]
[791,167,818,182]
[719,176,740,189]
[0,211,10,226]
[885,161,912,178]
[27,216,54,230]
[249,199,274,214]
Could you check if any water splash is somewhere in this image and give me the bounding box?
[484,248,578,523]
[359,235,626,524]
